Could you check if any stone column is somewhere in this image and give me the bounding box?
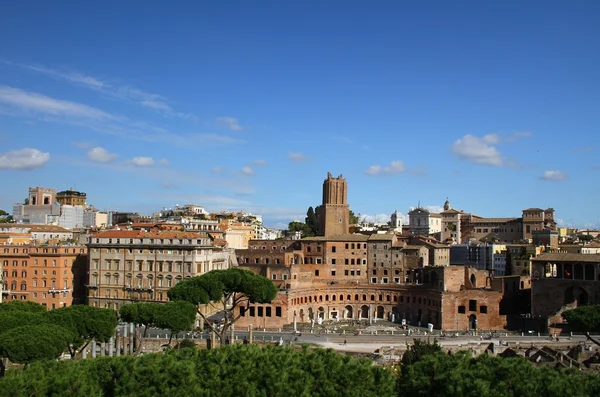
[230,324,235,344]
[100,342,106,357]
[129,323,135,355]
[248,325,253,344]
[108,337,114,356]
[91,341,97,358]
[116,334,121,357]
[211,329,217,349]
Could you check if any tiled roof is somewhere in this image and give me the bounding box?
[92,230,206,239]
[25,225,72,233]
[367,234,395,241]
[303,234,369,242]
[468,218,519,224]
[533,253,600,263]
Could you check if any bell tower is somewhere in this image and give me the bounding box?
[318,172,349,237]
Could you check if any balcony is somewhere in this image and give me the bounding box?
[1,289,11,296]
[49,288,71,294]
[86,283,99,289]
[123,285,154,292]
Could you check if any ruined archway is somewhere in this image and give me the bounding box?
[376,305,385,319]
[469,314,477,330]
[344,305,353,319]
[360,305,369,319]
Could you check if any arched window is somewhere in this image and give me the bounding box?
[20,282,26,291]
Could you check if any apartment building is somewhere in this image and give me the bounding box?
[0,244,87,309]
[86,229,234,310]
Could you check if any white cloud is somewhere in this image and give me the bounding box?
[241,166,254,175]
[158,158,170,165]
[288,152,310,163]
[365,160,406,176]
[251,159,268,166]
[216,117,242,131]
[0,148,50,170]
[130,156,155,167]
[87,147,118,163]
[541,170,568,181]
[0,85,114,121]
[9,62,195,120]
[451,134,504,166]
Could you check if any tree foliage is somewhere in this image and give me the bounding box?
[398,351,600,397]
[168,268,277,344]
[0,302,118,361]
[401,338,443,367]
[0,345,394,397]
[349,209,359,225]
[563,305,600,332]
[119,301,196,350]
[46,305,118,358]
[0,324,73,364]
[0,301,47,313]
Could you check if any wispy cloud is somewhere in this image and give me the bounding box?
[251,159,268,166]
[365,160,406,176]
[0,85,244,148]
[7,62,196,120]
[87,147,118,163]
[540,170,568,181]
[288,152,311,163]
[216,117,242,131]
[129,156,155,167]
[241,166,254,175]
[158,158,170,165]
[571,146,596,153]
[0,148,50,170]
[0,85,115,121]
[505,131,533,142]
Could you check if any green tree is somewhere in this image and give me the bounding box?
[563,305,600,332]
[0,345,396,396]
[0,324,73,365]
[0,210,12,223]
[349,210,359,225]
[0,311,46,336]
[167,268,277,346]
[305,206,319,235]
[46,305,118,359]
[154,301,197,344]
[288,220,313,237]
[401,338,443,367]
[119,301,196,350]
[0,301,47,313]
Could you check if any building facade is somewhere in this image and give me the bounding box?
[85,230,234,310]
[0,244,86,309]
[234,172,508,331]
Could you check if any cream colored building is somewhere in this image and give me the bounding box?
[86,229,235,310]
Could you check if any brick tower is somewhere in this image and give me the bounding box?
[318,172,349,237]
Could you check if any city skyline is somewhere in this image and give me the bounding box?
[1,2,599,229]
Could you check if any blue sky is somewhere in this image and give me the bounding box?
[0,1,599,229]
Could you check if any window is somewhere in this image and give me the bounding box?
[371,277,377,283]
[272,274,277,280]
[240,307,246,317]
[249,307,255,317]
[258,307,264,317]
[332,246,336,253]
[275,307,282,317]
[266,307,272,317]
[344,270,349,276]
[331,270,336,276]
[458,306,466,314]
[315,270,319,276]
[469,300,477,312]
[331,259,336,265]
[382,277,388,284]
[480,306,488,314]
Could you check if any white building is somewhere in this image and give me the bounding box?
[408,206,441,237]
[83,209,109,228]
[390,210,403,233]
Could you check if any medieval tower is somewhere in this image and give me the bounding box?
[318,172,349,237]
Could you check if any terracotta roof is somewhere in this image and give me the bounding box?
[25,225,72,233]
[367,234,395,241]
[523,208,544,212]
[92,230,206,239]
[533,253,600,263]
[468,218,519,224]
[303,234,369,242]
